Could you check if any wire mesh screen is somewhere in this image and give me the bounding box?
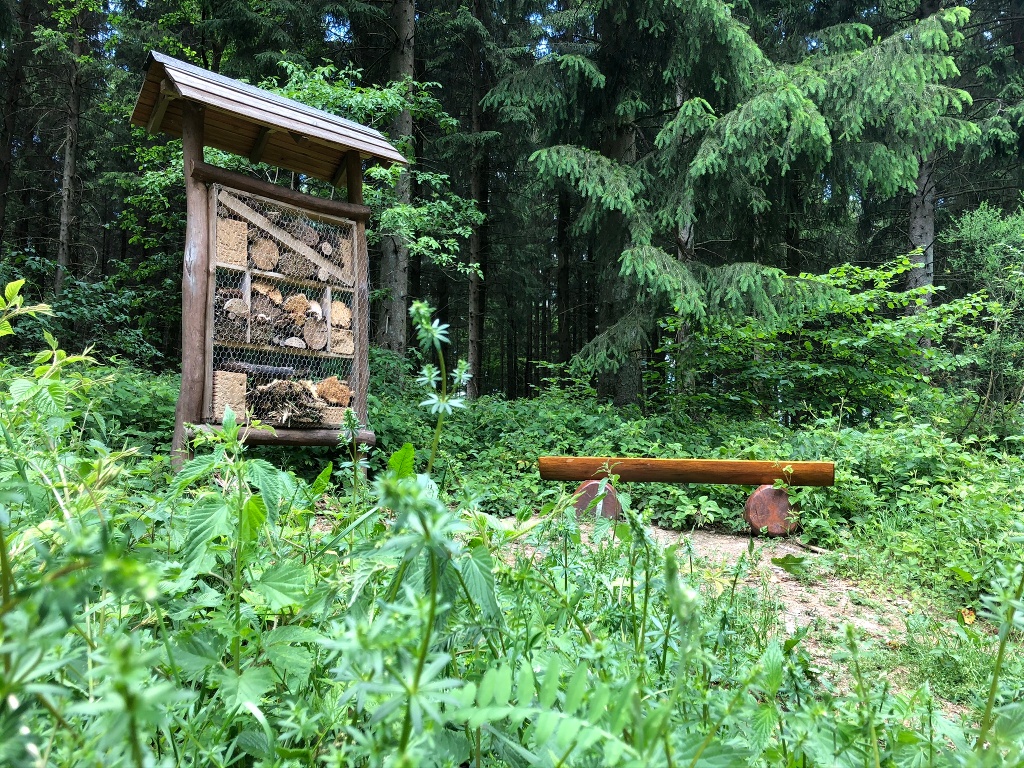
[207,184,358,429]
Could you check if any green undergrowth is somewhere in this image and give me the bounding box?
[424,385,1024,611]
[2,366,1024,766]
[4,290,1024,765]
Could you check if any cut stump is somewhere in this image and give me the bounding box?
[572,480,622,521]
[744,485,798,537]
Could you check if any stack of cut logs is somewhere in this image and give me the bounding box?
[213,287,248,343]
[212,367,353,426]
[233,213,353,284]
[211,280,354,353]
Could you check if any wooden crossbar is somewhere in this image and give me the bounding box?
[538,457,834,487]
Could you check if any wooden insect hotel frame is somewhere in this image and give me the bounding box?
[130,52,406,464]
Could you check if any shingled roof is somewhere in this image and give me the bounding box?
[130,51,407,184]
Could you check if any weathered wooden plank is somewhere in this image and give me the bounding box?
[349,157,369,423]
[217,190,353,285]
[191,161,370,222]
[537,457,835,487]
[146,79,176,133]
[249,126,272,163]
[171,101,209,470]
[346,151,364,205]
[191,424,376,447]
[203,186,218,422]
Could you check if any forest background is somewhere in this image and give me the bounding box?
[0,0,1021,422]
[4,0,1024,765]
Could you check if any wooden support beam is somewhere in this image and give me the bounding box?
[190,159,372,221]
[330,157,347,188]
[288,131,310,146]
[345,150,363,205]
[172,100,208,470]
[191,424,376,447]
[538,457,835,487]
[248,126,272,164]
[146,78,176,134]
[347,149,368,422]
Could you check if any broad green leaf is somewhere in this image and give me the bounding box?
[311,462,333,497]
[750,703,779,751]
[564,664,588,715]
[760,641,784,696]
[175,452,221,490]
[236,731,270,760]
[216,666,276,710]
[388,442,416,478]
[222,404,237,430]
[456,545,500,620]
[771,554,809,577]
[492,664,513,707]
[586,684,610,723]
[263,625,324,645]
[255,561,307,611]
[183,494,231,562]
[240,494,267,544]
[477,666,497,707]
[9,378,34,404]
[533,711,559,745]
[246,459,283,519]
[0,319,13,338]
[676,731,754,768]
[170,630,224,681]
[265,643,313,687]
[539,656,561,709]
[5,279,24,304]
[516,661,535,704]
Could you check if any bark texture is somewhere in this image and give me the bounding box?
[906,155,936,306]
[54,15,86,296]
[377,0,415,353]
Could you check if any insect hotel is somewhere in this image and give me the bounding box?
[130,52,406,463]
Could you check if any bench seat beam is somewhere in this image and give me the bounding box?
[538,457,834,487]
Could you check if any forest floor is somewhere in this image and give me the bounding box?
[646,526,974,721]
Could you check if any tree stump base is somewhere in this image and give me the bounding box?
[572,480,622,521]
[744,485,798,537]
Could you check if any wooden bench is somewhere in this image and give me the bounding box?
[538,456,835,535]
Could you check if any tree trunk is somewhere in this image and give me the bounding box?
[0,0,32,247]
[906,154,935,306]
[784,172,802,276]
[466,59,489,400]
[505,289,517,398]
[376,0,415,353]
[556,189,572,364]
[54,16,85,296]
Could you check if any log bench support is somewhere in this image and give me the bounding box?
[538,456,835,536]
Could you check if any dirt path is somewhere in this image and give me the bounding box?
[648,527,904,642]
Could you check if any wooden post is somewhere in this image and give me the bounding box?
[171,101,208,469]
[347,151,370,424]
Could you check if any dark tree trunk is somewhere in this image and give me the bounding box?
[505,289,517,398]
[0,0,33,247]
[466,50,489,400]
[556,189,572,364]
[784,173,803,276]
[376,0,415,353]
[906,155,936,306]
[54,16,86,296]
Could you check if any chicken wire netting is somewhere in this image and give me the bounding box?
[207,184,358,428]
